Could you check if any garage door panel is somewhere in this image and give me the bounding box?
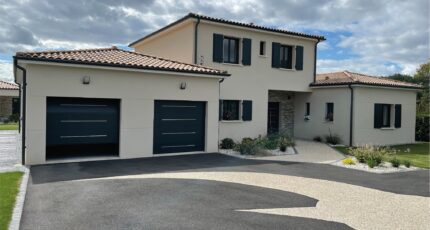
[154,100,205,154]
[46,97,120,158]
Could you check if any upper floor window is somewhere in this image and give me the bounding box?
[280,45,293,69]
[259,41,266,56]
[223,37,239,64]
[325,103,334,122]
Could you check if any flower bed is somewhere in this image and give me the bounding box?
[332,156,419,173]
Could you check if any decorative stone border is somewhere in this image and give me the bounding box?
[331,157,421,174]
[219,147,296,159]
[0,165,30,230]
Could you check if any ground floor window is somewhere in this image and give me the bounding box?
[325,103,334,122]
[222,100,240,120]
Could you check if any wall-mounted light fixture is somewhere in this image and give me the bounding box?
[180,82,187,90]
[82,76,91,85]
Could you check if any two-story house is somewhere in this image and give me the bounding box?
[14,13,421,165]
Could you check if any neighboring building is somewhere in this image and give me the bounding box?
[0,80,19,122]
[14,13,421,165]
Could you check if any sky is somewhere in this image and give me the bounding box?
[0,0,429,82]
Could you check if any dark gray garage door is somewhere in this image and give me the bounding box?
[154,100,206,154]
[46,97,120,159]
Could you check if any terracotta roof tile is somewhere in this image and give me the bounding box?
[312,71,422,89]
[0,80,18,90]
[129,13,325,46]
[15,47,230,77]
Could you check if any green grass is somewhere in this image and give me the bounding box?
[386,143,430,169]
[335,143,430,169]
[0,172,23,230]
[0,123,18,130]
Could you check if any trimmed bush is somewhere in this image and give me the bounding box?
[416,115,429,141]
[390,158,401,168]
[342,157,355,165]
[220,138,235,149]
[313,136,322,142]
[404,160,411,168]
[234,138,260,155]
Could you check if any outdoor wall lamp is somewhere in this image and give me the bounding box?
[82,76,91,85]
[180,82,187,90]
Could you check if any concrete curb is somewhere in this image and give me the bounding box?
[0,165,30,230]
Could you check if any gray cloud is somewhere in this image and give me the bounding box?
[0,0,428,80]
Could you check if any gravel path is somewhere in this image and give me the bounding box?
[0,130,19,167]
[92,171,430,230]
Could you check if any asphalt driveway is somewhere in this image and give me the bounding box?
[21,153,429,230]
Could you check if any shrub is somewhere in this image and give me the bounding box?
[324,132,341,145]
[404,160,411,168]
[256,135,279,150]
[313,136,322,142]
[342,157,355,165]
[220,138,235,149]
[279,137,294,152]
[8,113,19,123]
[366,158,378,168]
[350,145,388,166]
[416,115,429,141]
[390,158,401,168]
[234,138,260,155]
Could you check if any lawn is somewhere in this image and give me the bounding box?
[335,142,430,169]
[0,123,18,131]
[0,172,23,230]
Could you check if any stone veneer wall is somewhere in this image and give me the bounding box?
[268,90,295,137]
[0,96,13,119]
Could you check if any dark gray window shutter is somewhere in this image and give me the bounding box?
[219,100,223,121]
[374,104,383,128]
[242,38,252,65]
[242,100,252,121]
[213,34,224,63]
[271,42,280,68]
[295,46,304,70]
[395,104,402,128]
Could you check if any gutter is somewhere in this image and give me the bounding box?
[194,17,201,64]
[217,78,225,152]
[14,58,27,165]
[313,39,321,83]
[348,84,354,146]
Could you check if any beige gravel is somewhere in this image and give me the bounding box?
[85,171,430,230]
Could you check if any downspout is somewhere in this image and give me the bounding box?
[348,84,354,146]
[14,59,27,165]
[313,39,320,82]
[193,17,201,64]
[217,78,225,152]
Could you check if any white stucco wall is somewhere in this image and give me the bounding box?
[131,19,319,141]
[295,85,418,146]
[20,63,220,165]
[132,21,195,63]
[352,87,417,146]
[198,21,317,141]
[294,87,351,144]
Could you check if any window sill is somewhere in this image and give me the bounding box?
[324,120,334,123]
[220,120,242,123]
[258,55,267,58]
[222,62,243,67]
[380,127,395,130]
[278,68,295,71]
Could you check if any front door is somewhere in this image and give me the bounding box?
[267,102,279,134]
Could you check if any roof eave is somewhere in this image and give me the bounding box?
[15,56,231,78]
[129,13,325,47]
[310,82,423,90]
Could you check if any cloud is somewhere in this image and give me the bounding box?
[0,0,428,77]
[0,61,13,82]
